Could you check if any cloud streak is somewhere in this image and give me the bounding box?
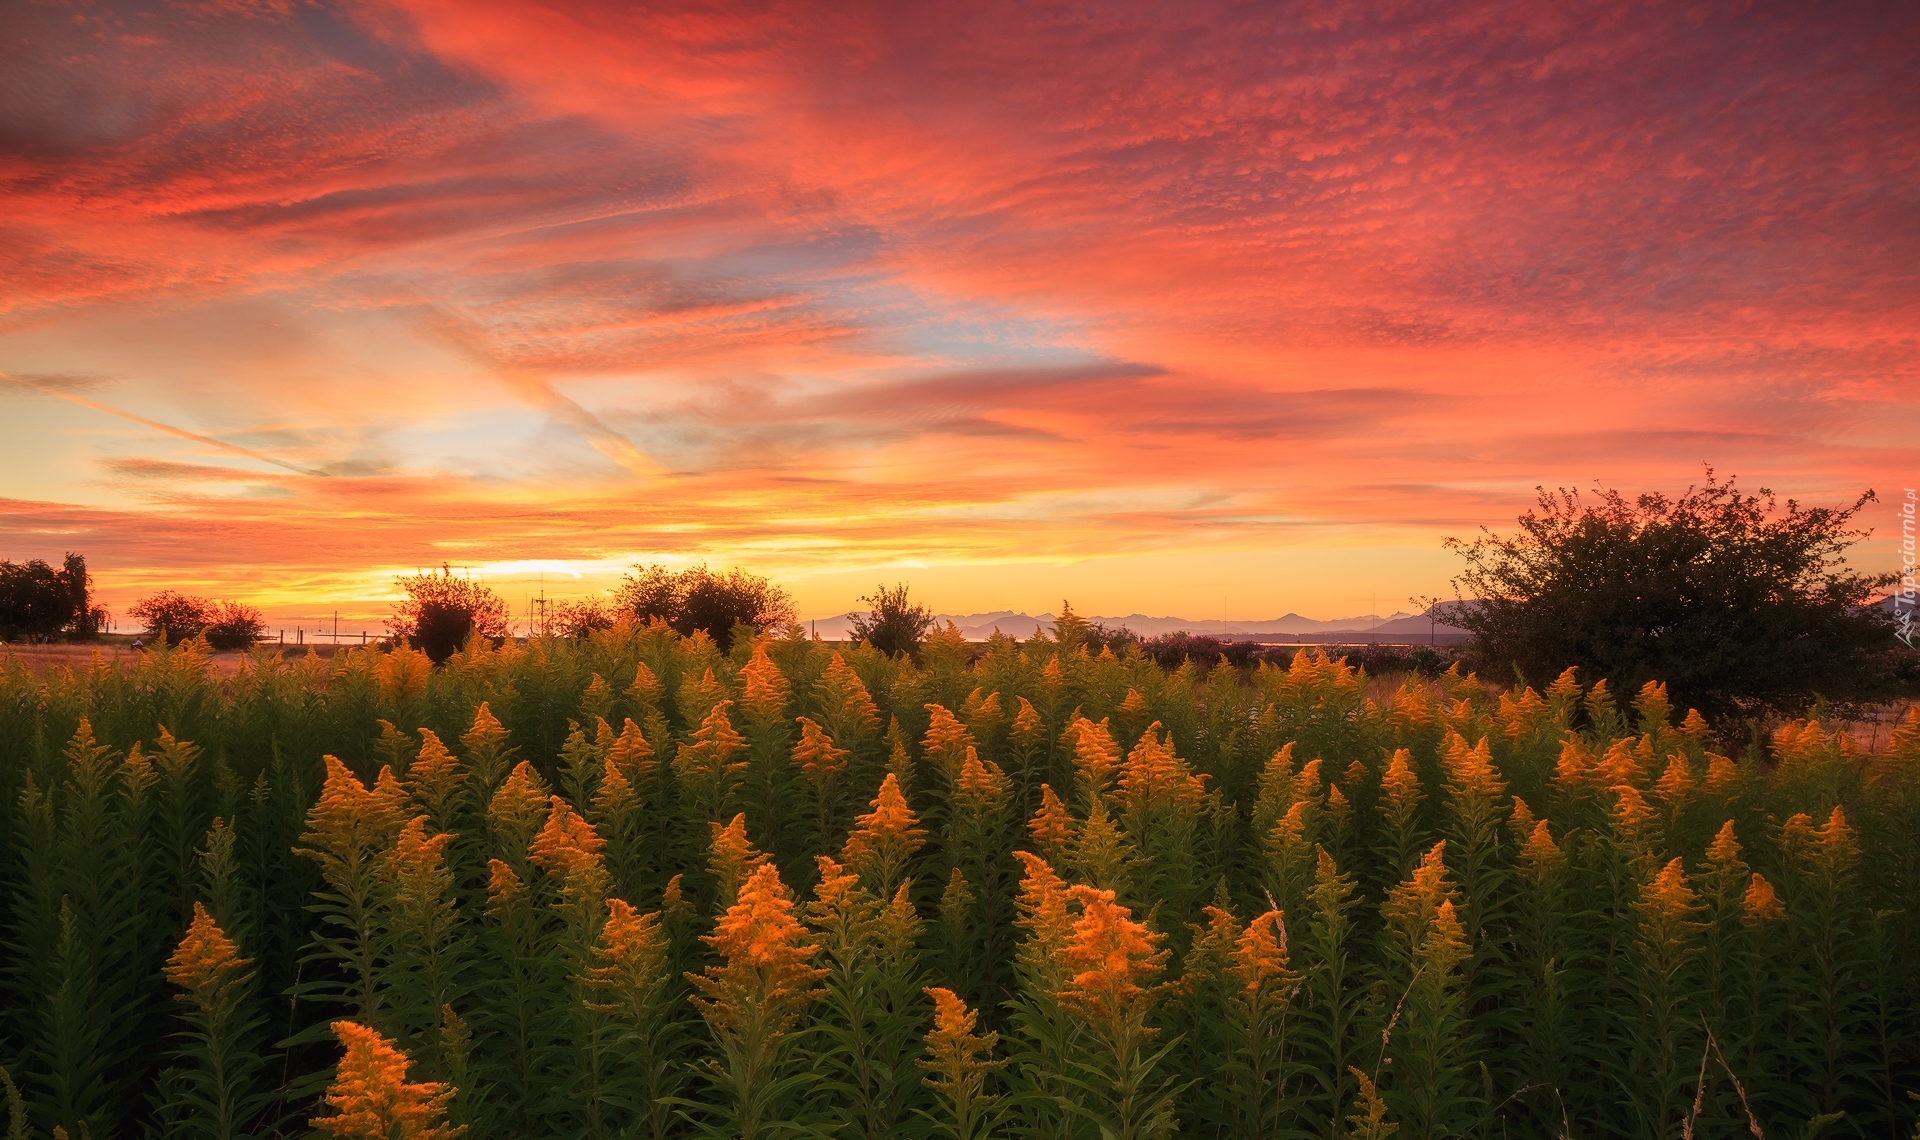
[0,0,1914,617]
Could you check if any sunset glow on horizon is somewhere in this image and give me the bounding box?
[3,0,1915,628]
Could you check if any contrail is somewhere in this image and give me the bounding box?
[417,310,664,479]
[0,369,328,477]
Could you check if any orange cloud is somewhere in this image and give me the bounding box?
[1,0,1914,621]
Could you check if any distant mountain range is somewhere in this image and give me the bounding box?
[800,604,1474,644]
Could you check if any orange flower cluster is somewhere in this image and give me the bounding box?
[1680,708,1711,738]
[792,717,849,788]
[1555,735,1597,790]
[1442,733,1505,802]
[487,762,552,848]
[1383,841,1455,958]
[737,642,790,724]
[1381,748,1423,815]
[1389,676,1433,732]
[1632,680,1672,731]
[486,859,525,915]
[920,986,1004,1097]
[1116,688,1150,721]
[674,700,748,806]
[1519,818,1563,877]
[1116,722,1208,817]
[1066,717,1121,793]
[1638,857,1699,927]
[1611,784,1656,835]
[841,772,926,892]
[1742,872,1786,925]
[607,718,656,785]
[1010,696,1045,752]
[312,1021,463,1140]
[1598,737,1651,788]
[1028,784,1075,858]
[923,703,976,779]
[1232,909,1291,995]
[1499,686,1548,739]
[529,797,608,898]
[1707,820,1741,865]
[688,863,825,1040]
[1704,753,1739,797]
[585,899,669,1017]
[407,729,464,824]
[1815,805,1859,875]
[814,653,880,741]
[1011,850,1075,990]
[387,816,456,911]
[299,757,407,876]
[1654,754,1695,802]
[166,901,249,992]
[708,813,771,908]
[1507,796,1537,842]
[1059,884,1169,1026]
[955,748,1011,819]
[374,645,431,709]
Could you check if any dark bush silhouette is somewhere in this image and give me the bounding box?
[0,552,101,640]
[204,600,266,650]
[847,582,934,658]
[1449,470,1900,728]
[1139,631,1259,669]
[547,597,616,640]
[130,590,211,645]
[614,563,794,650]
[388,566,511,663]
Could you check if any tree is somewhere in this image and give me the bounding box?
[612,563,794,650]
[1448,471,1900,728]
[205,601,266,651]
[388,566,510,664]
[847,583,934,658]
[131,591,212,645]
[0,552,102,641]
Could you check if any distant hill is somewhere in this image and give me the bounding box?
[801,604,1474,644]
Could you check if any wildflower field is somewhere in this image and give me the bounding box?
[2,622,1916,1139]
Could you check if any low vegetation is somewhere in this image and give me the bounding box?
[0,619,1915,1138]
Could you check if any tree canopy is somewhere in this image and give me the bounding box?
[1449,471,1900,727]
[388,566,511,663]
[613,563,794,651]
[0,553,102,641]
[847,582,935,658]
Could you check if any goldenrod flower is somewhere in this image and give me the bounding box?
[407,729,464,824]
[1232,909,1291,995]
[1116,688,1149,720]
[841,772,926,893]
[301,756,407,868]
[608,717,656,785]
[1707,819,1741,865]
[688,863,825,1042]
[626,661,663,708]
[1519,819,1562,878]
[1011,850,1075,989]
[486,859,526,916]
[1742,873,1786,925]
[1059,884,1169,1027]
[1703,752,1738,797]
[814,652,880,740]
[1680,708,1710,738]
[1382,748,1422,813]
[1382,841,1455,957]
[311,1021,463,1139]
[1028,783,1075,858]
[1555,734,1596,789]
[675,700,748,819]
[1507,796,1537,843]
[737,641,789,724]
[923,703,976,779]
[585,898,669,1018]
[708,813,770,909]
[920,985,1005,1139]
[1067,716,1121,794]
[486,761,551,849]
[1546,666,1581,704]
[1654,754,1695,802]
[955,747,1011,819]
[529,796,608,896]
[792,717,849,788]
[166,902,249,992]
[1011,696,1045,752]
[1117,722,1208,817]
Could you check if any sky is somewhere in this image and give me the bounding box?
[2,0,1916,632]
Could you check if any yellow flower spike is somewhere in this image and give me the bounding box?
[1742,873,1786,925]
[166,902,249,993]
[312,1021,463,1140]
[1067,716,1122,794]
[1028,784,1076,859]
[737,641,789,724]
[707,813,771,909]
[1059,884,1170,1029]
[1519,819,1562,877]
[687,863,825,1042]
[1232,909,1291,995]
[922,704,976,779]
[1707,820,1741,864]
[792,717,849,788]
[841,772,926,891]
[485,762,551,847]
[955,747,1011,819]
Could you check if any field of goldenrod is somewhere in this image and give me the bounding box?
[1,621,1916,1138]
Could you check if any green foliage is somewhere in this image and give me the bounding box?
[0,629,1915,1139]
[1450,471,1904,728]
